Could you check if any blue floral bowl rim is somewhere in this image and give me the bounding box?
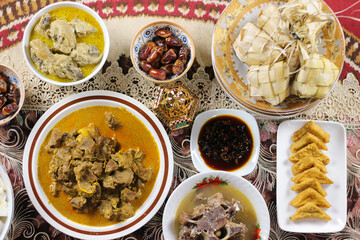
[0,65,25,126]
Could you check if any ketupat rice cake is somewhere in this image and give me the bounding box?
[257,3,292,48]
[232,22,284,66]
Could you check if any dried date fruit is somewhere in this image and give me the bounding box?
[139,41,156,60]
[149,69,166,80]
[151,60,162,69]
[153,37,168,52]
[173,47,180,56]
[161,49,177,65]
[155,28,173,38]
[139,61,152,72]
[2,102,18,115]
[0,95,6,109]
[146,46,163,64]
[179,45,190,63]
[0,73,7,82]
[0,78,7,94]
[160,64,173,76]
[165,36,183,47]
[172,59,185,75]
[7,84,19,103]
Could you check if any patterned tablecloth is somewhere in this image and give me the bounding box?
[1,0,360,239]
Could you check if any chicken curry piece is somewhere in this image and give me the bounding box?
[38,106,160,226]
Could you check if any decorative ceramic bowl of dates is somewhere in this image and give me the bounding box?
[0,65,25,125]
[131,21,195,83]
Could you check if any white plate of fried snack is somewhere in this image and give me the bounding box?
[277,120,347,233]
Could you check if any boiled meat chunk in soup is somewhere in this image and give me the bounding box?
[70,43,103,66]
[34,13,51,36]
[70,18,97,37]
[48,19,77,54]
[178,192,247,240]
[30,39,84,80]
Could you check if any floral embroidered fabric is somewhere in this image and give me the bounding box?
[0,0,360,239]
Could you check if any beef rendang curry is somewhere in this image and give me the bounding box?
[38,106,160,226]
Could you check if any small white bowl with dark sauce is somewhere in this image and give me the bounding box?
[190,109,260,176]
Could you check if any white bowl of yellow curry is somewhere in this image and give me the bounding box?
[22,2,109,86]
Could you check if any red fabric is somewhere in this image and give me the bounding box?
[325,0,360,81]
[0,0,228,51]
[341,62,358,80]
[1,0,359,52]
[0,0,359,81]
[324,0,360,37]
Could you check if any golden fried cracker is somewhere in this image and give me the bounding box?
[292,121,330,143]
[289,188,331,208]
[291,178,327,196]
[290,132,328,153]
[288,143,330,165]
[291,167,333,184]
[290,202,331,221]
[292,157,327,175]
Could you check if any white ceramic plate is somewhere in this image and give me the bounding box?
[277,120,347,233]
[0,163,14,240]
[22,91,174,240]
[162,171,270,240]
[190,109,260,176]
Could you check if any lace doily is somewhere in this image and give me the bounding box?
[0,53,356,128]
[1,29,360,240]
[0,0,360,238]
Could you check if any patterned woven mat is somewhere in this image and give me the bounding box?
[0,0,360,239]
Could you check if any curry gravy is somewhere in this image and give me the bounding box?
[30,7,105,82]
[175,185,258,239]
[38,106,160,226]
